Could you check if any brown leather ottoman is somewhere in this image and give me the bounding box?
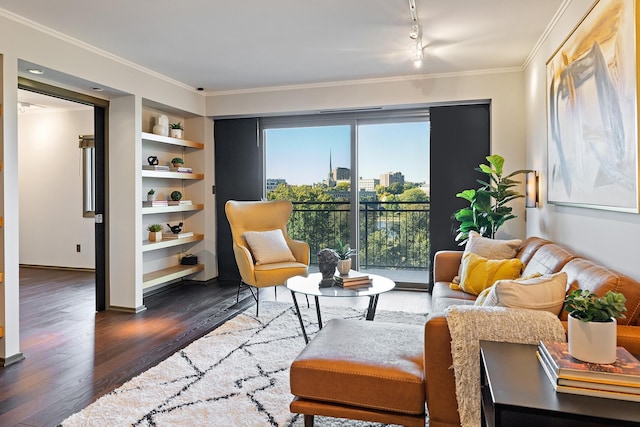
[290,318,426,427]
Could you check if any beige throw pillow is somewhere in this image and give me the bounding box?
[478,271,567,315]
[465,230,522,260]
[243,229,296,265]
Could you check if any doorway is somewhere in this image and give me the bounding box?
[17,80,108,311]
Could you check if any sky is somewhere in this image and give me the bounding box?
[265,121,430,185]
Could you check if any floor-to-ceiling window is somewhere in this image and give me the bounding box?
[262,110,430,287]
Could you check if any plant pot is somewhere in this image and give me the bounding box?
[170,129,183,139]
[148,231,162,242]
[147,194,156,202]
[568,314,617,364]
[337,259,352,275]
[172,163,183,169]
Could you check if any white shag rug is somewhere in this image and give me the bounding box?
[60,301,428,427]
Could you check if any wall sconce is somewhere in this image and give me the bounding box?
[525,171,539,208]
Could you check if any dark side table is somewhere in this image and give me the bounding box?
[480,341,640,427]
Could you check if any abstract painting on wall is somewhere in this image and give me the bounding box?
[547,0,639,212]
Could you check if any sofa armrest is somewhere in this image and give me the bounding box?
[423,314,460,427]
[616,325,640,357]
[433,251,463,283]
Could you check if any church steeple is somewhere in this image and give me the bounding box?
[327,149,335,187]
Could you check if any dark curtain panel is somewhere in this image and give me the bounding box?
[214,118,263,281]
[429,104,490,291]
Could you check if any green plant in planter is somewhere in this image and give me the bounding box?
[147,189,155,195]
[170,122,184,130]
[147,224,162,232]
[171,157,184,165]
[564,289,627,322]
[453,154,531,245]
[335,239,356,260]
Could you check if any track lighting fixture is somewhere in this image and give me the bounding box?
[408,0,424,67]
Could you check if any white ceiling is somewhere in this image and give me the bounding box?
[2,0,565,95]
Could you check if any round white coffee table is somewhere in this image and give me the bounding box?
[286,271,395,343]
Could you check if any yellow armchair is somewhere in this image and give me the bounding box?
[225,200,309,314]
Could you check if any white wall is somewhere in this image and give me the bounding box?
[524,0,640,278]
[207,70,528,240]
[18,108,95,269]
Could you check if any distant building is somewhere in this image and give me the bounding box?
[359,178,379,192]
[380,172,404,187]
[333,167,350,182]
[266,178,287,192]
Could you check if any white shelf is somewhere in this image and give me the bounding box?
[142,170,204,180]
[141,131,204,149]
[142,204,204,214]
[143,264,205,288]
[142,234,204,252]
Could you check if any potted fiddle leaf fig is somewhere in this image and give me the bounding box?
[453,154,531,245]
[335,238,356,275]
[564,289,627,364]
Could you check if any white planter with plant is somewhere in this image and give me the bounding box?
[564,289,627,364]
[169,122,183,139]
[147,189,156,202]
[147,224,163,242]
[335,239,356,275]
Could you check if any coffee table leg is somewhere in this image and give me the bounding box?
[366,295,379,321]
[314,296,322,329]
[290,290,309,344]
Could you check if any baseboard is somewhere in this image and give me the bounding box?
[19,264,95,273]
[1,352,25,367]
[108,305,147,313]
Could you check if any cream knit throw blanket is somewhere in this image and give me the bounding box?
[445,306,566,427]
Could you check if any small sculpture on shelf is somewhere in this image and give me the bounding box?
[170,190,182,201]
[147,155,159,166]
[167,222,183,234]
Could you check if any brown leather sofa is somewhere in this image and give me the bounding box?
[425,236,640,427]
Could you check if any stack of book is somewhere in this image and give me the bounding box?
[142,200,169,207]
[168,200,192,206]
[142,165,170,171]
[333,271,371,287]
[537,340,640,402]
[170,166,193,173]
[163,231,194,239]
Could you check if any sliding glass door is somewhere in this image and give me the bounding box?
[263,111,430,286]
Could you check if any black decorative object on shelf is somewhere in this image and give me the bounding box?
[147,155,159,165]
[167,222,183,234]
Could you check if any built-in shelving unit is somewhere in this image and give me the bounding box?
[141,122,205,290]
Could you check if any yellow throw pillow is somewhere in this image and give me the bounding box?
[454,252,523,296]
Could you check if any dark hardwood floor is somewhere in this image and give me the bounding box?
[1,267,430,427]
[0,267,254,427]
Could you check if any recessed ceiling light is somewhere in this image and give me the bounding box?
[91,87,104,92]
[27,68,44,75]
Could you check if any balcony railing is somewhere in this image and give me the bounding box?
[288,201,430,271]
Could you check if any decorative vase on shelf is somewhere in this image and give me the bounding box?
[337,258,351,275]
[152,115,169,136]
[568,314,617,364]
[170,128,183,139]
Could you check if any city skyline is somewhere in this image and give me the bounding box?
[265,122,430,186]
